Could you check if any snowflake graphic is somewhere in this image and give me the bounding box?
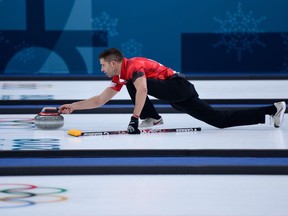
[121,39,143,58]
[13,41,35,64]
[214,3,266,62]
[92,12,118,42]
[281,33,288,72]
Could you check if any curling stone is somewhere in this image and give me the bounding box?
[34,107,64,130]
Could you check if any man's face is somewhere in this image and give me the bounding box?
[100,58,117,77]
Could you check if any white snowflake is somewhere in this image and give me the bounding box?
[214,3,266,62]
[13,41,35,64]
[121,39,143,58]
[92,12,118,39]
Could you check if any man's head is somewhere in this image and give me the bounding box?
[98,48,124,77]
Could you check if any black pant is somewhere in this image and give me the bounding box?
[126,74,266,128]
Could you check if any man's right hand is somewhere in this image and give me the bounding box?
[58,104,75,114]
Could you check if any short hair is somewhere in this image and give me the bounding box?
[98,48,124,62]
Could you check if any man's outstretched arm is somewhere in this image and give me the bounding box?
[59,87,118,114]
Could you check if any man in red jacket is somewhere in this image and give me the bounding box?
[59,48,286,134]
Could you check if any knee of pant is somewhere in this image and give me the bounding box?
[203,120,227,129]
[211,122,227,129]
[214,124,226,129]
[201,112,228,129]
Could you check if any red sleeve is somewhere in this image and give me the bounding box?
[109,82,123,91]
[109,75,125,91]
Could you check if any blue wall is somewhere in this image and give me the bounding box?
[0,0,288,76]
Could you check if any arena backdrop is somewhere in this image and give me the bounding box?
[0,0,288,77]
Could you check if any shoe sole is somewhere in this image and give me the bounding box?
[274,102,286,128]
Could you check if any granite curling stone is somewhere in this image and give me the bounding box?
[34,107,64,130]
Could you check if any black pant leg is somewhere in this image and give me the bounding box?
[128,75,266,128]
[146,75,198,102]
[171,97,266,128]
